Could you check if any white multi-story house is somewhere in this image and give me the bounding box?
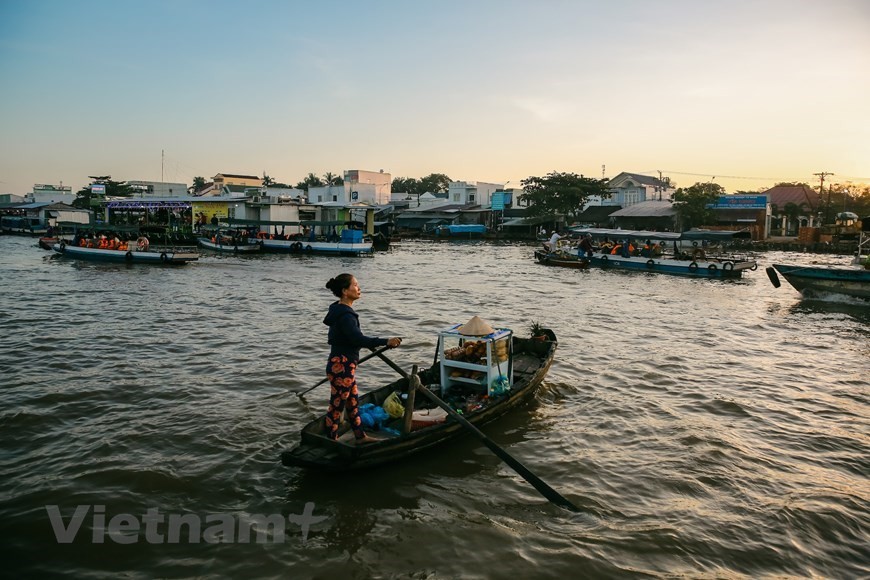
[447,181,504,206]
[308,169,392,205]
[127,181,189,198]
[28,184,74,204]
[308,184,352,204]
[589,172,675,207]
[344,169,392,205]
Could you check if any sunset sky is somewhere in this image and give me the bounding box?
[1,0,868,196]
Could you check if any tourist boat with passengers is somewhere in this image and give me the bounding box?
[52,234,199,264]
[767,229,870,300]
[229,219,374,256]
[282,320,557,472]
[566,228,757,278]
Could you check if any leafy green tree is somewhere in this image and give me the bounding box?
[391,177,423,195]
[519,171,610,222]
[73,176,132,209]
[262,173,275,187]
[419,173,451,194]
[672,182,725,230]
[828,182,870,218]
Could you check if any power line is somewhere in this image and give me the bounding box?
[638,169,870,183]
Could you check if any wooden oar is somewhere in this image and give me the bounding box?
[372,349,581,513]
[294,345,393,397]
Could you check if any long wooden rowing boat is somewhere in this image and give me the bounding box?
[281,329,557,471]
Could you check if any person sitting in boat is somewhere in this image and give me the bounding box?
[692,247,707,261]
[136,235,150,251]
[322,273,402,443]
[640,240,652,258]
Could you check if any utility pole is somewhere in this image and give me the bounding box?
[814,171,834,224]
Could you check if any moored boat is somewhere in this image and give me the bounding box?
[281,326,557,472]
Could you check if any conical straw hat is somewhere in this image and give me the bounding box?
[458,315,494,336]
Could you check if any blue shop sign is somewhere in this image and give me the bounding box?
[708,195,767,210]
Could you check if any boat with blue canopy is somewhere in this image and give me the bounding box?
[563,227,757,278]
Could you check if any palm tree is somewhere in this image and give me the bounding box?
[190,176,206,195]
[262,172,275,187]
[323,172,343,186]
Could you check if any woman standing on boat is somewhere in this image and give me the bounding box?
[323,274,402,442]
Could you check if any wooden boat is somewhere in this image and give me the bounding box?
[281,329,557,472]
[767,231,870,300]
[568,227,757,278]
[256,236,373,256]
[534,249,589,269]
[197,227,262,253]
[52,241,199,264]
[38,236,59,250]
[768,263,870,300]
[228,218,374,256]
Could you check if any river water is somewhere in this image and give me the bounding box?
[1,235,867,578]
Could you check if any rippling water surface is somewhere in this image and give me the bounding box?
[1,235,868,578]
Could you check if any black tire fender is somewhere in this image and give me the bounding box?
[600,255,609,264]
[160,252,168,263]
[59,242,66,253]
[708,264,718,272]
[646,259,655,269]
[723,261,734,271]
[305,244,313,252]
[125,251,133,261]
[688,261,699,272]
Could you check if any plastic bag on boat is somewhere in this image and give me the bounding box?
[359,403,390,429]
[383,391,405,419]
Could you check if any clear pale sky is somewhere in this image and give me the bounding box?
[1,0,868,196]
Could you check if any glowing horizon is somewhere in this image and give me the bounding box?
[1,0,868,196]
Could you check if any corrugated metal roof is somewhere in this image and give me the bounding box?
[609,201,676,218]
